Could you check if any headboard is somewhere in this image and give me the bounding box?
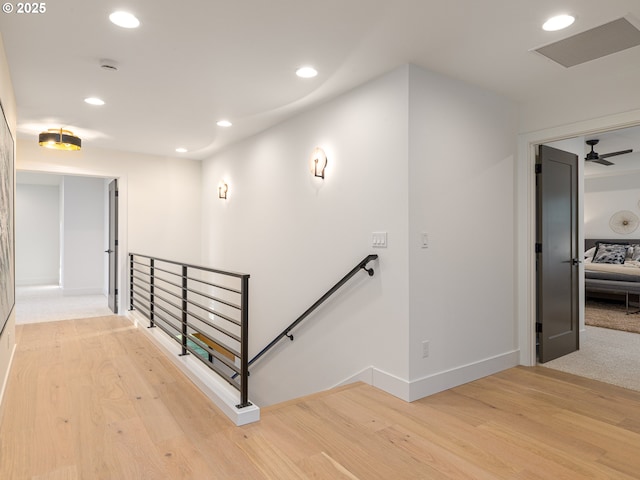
[585,238,640,250]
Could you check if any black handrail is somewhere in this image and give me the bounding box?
[246,254,378,371]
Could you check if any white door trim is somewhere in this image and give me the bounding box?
[517,109,640,366]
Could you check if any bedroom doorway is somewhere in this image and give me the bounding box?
[536,144,580,363]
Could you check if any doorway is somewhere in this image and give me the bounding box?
[15,172,119,323]
[518,113,640,367]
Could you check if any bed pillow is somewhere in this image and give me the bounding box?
[592,242,628,264]
[584,246,596,260]
[630,244,640,262]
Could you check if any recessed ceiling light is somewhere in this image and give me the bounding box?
[109,11,140,29]
[84,97,105,106]
[296,66,318,78]
[216,120,232,127]
[543,14,575,31]
[176,147,188,153]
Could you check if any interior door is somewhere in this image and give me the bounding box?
[107,179,118,313]
[536,144,579,363]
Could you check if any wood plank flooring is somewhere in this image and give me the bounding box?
[2,316,640,479]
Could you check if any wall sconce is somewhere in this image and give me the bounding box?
[309,147,328,179]
[218,182,229,199]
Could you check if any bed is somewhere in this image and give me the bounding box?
[584,238,640,312]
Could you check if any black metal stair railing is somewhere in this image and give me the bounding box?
[239,254,378,376]
[129,253,251,408]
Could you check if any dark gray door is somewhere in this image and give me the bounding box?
[107,179,118,313]
[536,145,579,363]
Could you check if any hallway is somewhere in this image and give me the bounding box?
[15,285,112,325]
[2,315,640,479]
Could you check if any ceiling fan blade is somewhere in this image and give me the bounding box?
[600,149,633,159]
[590,158,614,166]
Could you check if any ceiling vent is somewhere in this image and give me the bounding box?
[534,17,640,67]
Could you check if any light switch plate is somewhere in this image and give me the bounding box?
[372,232,387,248]
[421,232,428,248]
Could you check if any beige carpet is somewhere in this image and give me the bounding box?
[585,299,640,334]
[542,325,640,392]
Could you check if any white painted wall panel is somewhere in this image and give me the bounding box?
[61,176,105,295]
[202,66,411,406]
[407,64,519,382]
[15,184,60,285]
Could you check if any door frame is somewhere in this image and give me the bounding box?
[517,109,640,366]
[17,168,129,315]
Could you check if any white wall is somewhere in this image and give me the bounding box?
[0,33,17,410]
[201,64,521,406]
[202,66,411,406]
[584,172,640,238]
[15,183,60,285]
[16,139,203,311]
[407,65,519,396]
[60,176,105,295]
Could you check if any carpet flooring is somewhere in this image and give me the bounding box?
[542,325,640,392]
[585,299,640,334]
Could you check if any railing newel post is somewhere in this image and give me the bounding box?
[149,258,155,328]
[129,254,134,311]
[237,275,251,408]
[180,265,188,356]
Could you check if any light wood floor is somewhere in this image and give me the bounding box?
[2,316,640,479]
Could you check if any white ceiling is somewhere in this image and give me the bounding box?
[1,0,640,160]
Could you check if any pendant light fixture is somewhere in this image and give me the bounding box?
[38,128,82,151]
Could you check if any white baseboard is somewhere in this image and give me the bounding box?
[128,311,260,426]
[16,277,59,286]
[407,349,520,401]
[0,342,17,413]
[336,349,520,403]
[62,287,104,296]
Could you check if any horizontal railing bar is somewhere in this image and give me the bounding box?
[185,275,242,295]
[151,281,183,300]
[132,291,152,305]
[150,266,183,279]
[132,274,151,287]
[130,253,250,279]
[131,260,153,271]
[152,290,184,313]
[187,299,242,326]
[145,285,243,329]
[145,308,181,334]
[131,300,150,316]
[137,289,241,344]
[184,287,241,311]
[147,318,242,388]
[186,330,240,372]
[146,274,242,312]
[150,299,184,324]
[132,266,153,277]
[151,276,242,312]
[184,309,241,343]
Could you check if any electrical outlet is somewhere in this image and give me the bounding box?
[422,340,429,358]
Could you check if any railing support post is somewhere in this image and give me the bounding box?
[149,258,155,328]
[180,265,189,356]
[129,254,134,311]
[237,275,251,408]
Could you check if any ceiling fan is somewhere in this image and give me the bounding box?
[585,139,633,166]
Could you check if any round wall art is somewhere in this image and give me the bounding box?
[609,210,640,234]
